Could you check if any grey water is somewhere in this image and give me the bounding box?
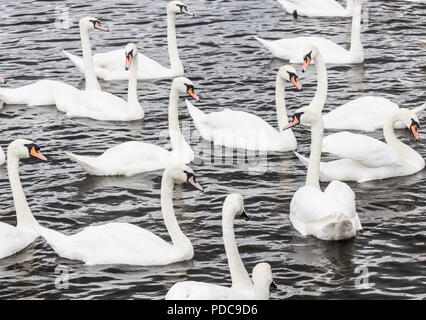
[0,0,425,299]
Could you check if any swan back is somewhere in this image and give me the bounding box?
[252,262,275,300]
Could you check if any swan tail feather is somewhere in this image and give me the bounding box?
[67,152,103,176]
[294,151,309,168]
[413,103,426,118]
[62,50,85,73]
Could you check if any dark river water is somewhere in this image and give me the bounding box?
[0,0,425,300]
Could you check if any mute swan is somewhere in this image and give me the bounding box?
[63,1,194,81]
[166,193,277,300]
[302,44,426,130]
[186,65,302,152]
[295,108,425,183]
[0,17,108,107]
[0,139,47,259]
[67,77,199,176]
[254,0,363,64]
[277,0,354,18]
[37,164,204,266]
[0,76,5,166]
[285,108,362,241]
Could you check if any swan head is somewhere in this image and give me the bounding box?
[223,193,250,221]
[168,1,194,16]
[284,107,321,129]
[172,77,200,101]
[301,45,319,73]
[124,43,138,71]
[79,17,109,32]
[278,65,302,91]
[7,139,47,161]
[165,164,204,192]
[252,262,277,297]
[398,109,420,141]
[0,76,5,84]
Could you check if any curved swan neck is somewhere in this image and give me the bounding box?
[383,114,417,161]
[349,1,363,59]
[80,26,101,91]
[222,206,253,291]
[167,11,184,76]
[7,153,38,230]
[306,116,324,190]
[275,75,288,132]
[168,88,190,157]
[127,53,140,108]
[160,174,191,251]
[310,52,328,113]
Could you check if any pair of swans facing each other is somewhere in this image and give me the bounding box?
[63,1,193,81]
[0,18,144,121]
[0,138,203,265]
[277,0,355,18]
[255,0,364,64]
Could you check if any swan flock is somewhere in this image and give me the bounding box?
[0,0,425,301]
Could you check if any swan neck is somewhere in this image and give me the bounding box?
[160,174,191,251]
[80,27,101,91]
[346,0,354,13]
[306,117,323,190]
[254,282,270,300]
[383,114,416,160]
[7,153,38,230]
[167,12,183,75]
[222,209,252,291]
[310,53,328,113]
[349,2,363,59]
[127,54,140,108]
[275,75,288,132]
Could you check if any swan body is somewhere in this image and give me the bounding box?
[166,194,276,300]
[68,77,199,176]
[38,164,204,266]
[0,139,47,259]
[186,65,301,152]
[296,109,425,183]
[285,108,362,240]
[277,0,354,17]
[255,0,363,64]
[0,77,5,166]
[63,1,193,81]
[301,44,425,130]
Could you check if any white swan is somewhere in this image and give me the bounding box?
[37,164,204,266]
[277,0,354,18]
[63,1,194,81]
[285,108,362,240]
[254,0,363,64]
[186,65,302,152]
[302,44,426,130]
[295,108,425,183]
[67,77,199,176]
[166,193,277,300]
[0,139,47,259]
[0,17,108,107]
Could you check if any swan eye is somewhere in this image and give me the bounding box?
[303,51,312,62]
[411,119,420,129]
[126,49,134,58]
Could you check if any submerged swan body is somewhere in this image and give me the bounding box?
[0,139,47,259]
[63,1,193,81]
[166,194,276,300]
[37,164,204,266]
[67,77,199,176]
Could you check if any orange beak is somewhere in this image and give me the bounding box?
[291,75,303,91]
[0,77,5,84]
[187,87,200,101]
[284,116,300,130]
[182,7,194,16]
[94,21,109,32]
[30,146,47,161]
[187,175,204,192]
[125,55,132,70]
[302,56,311,73]
[411,124,419,141]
